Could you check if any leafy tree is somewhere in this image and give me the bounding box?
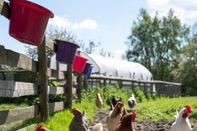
[80,40,101,54]
[123,8,189,81]
[25,27,112,60]
[99,48,114,58]
[176,23,197,94]
[25,27,83,61]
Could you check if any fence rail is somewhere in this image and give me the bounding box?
[87,75,181,96]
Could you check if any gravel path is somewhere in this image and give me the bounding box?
[88,109,197,131]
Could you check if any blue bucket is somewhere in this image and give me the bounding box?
[83,65,93,77]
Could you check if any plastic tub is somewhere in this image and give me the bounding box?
[72,55,87,73]
[83,65,93,77]
[82,63,91,75]
[9,0,54,45]
[55,39,79,64]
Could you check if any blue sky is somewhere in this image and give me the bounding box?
[1,0,197,59]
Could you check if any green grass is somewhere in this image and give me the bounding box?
[1,86,197,131]
[0,103,28,111]
[132,96,197,120]
[36,96,197,131]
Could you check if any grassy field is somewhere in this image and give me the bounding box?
[2,96,195,131]
[133,96,197,120]
[0,86,196,131]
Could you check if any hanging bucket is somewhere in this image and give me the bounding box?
[83,65,93,77]
[9,0,54,45]
[55,40,79,64]
[82,63,91,75]
[72,55,87,73]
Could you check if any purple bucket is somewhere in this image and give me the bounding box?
[82,63,91,75]
[83,65,93,77]
[55,39,79,64]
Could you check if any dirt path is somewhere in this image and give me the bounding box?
[88,109,197,131]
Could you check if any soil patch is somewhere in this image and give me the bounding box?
[88,109,197,131]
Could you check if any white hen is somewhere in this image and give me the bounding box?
[171,105,192,131]
[88,123,103,131]
[128,94,137,109]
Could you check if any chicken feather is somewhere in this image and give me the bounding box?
[115,111,136,131]
[106,101,124,131]
[171,105,192,131]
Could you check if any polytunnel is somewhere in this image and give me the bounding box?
[50,50,153,80]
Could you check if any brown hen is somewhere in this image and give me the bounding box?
[106,101,124,131]
[115,111,137,131]
[96,92,103,108]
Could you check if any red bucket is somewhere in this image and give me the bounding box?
[72,55,88,73]
[9,0,54,45]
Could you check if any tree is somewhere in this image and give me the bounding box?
[80,40,101,54]
[99,48,114,58]
[176,23,197,94]
[25,27,106,60]
[25,27,84,61]
[123,8,189,81]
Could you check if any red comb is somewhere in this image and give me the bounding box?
[132,111,137,117]
[71,108,76,113]
[182,112,189,118]
[184,105,191,113]
[35,124,42,131]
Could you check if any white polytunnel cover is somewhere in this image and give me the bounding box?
[50,50,153,80]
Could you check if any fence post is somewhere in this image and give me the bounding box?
[150,83,153,94]
[0,0,10,19]
[119,77,123,88]
[132,81,134,90]
[83,76,88,90]
[38,36,49,121]
[2,72,5,80]
[77,73,82,102]
[65,64,72,110]
[103,79,106,87]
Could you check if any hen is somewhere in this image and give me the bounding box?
[69,108,89,131]
[171,105,192,131]
[96,92,103,108]
[35,124,50,131]
[69,108,103,131]
[115,111,137,131]
[128,94,137,109]
[89,122,103,131]
[110,95,122,110]
[106,101,124,131]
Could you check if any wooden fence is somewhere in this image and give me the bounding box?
[0,0,181,129]
[0,39,78,125]
[87,75,181,96]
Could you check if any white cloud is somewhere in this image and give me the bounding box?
[147,0,197,25]
[48,15,72,28]
[71,19,98,30]
[49,16,98,30]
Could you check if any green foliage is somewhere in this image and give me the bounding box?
[134,97,197,120]
[49,94,65,102]
[0,96,38,107]
[176,23,197,94]
[123,8,189,82]
[3,85,197,131]
[133,86,147,102]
